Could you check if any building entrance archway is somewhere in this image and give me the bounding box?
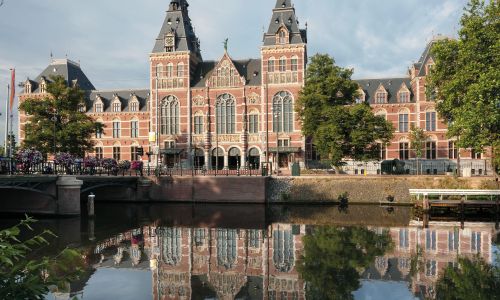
[193,148,205,169]
[211,148,224,170]
[248,148,260,169]
[228,147,241,170]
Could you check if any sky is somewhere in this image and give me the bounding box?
[0,0,468,143]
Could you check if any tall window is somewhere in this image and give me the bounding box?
[279,57,286,72]
[113,146,121,161]
[113,121,121,138]
[471,232,481,253]
[194,114,204,134]
[217,229,237,269]
[193,228,206,247]
[399,113,409,132]
[216,93,236,134]
[161,228,182,266]
[131,146,139,161]
[448,230,459,252]
[426,141,437,159]
[177,63,184,77]
[95,147,103,159]
[425,260,437,277]
[160,95,179,135]
[155,64,163,77]
[399,228,409,250]
[426,111,436,131]
[375,92,387,103]
[399,142,409,160]
[448,141,458,159]
[273,230,294,273]
[273,91,293,133]
[291,56,298,71]
[426,229,436,251]
[131,121,139,138]
[248,112,259,134]
[268,58,275,73]
[378,143,387,160]
[166,63,173,78]
[95,125,103,139]
[248,230,261,248]
[399,91,410,103]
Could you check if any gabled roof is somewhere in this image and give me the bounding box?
[415,36,448,77]
[355,77,413,104]
[26,59,95,93]
[88,89,149,113]
[152,0,201,58]
[192,58,262,88]
[263,0,306,46]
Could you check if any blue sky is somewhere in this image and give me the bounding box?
[0,0,468,142]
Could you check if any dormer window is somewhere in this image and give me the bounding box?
[25,81,32,94]
[276,27,289,45]
[129,98,139,112]
[78,103,86,113]
[375,92,387,104]
[355,89,366,104]
[399,91,410,103]
[112,96,121,112]
[40,79,47,94]
[94,103,103,113]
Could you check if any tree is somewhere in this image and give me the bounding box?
[427,0,500,172]
[409,125,428,175]
[296,54,393,167]
[297,226,393,300]
[434,256,500,300]
[20,75,102,157]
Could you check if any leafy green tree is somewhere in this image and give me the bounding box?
[427,0,499,171]
[297,226,393,300]
[409,125,428,174]
[435,256,500,300]
[296,54,393,167]
[20,75,102,157]
[0,216,85,299]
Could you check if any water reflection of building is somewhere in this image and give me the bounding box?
[366,222,498,299]
[90,220,498,300]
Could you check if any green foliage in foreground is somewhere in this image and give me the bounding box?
[427,0,499,170]
[0,216,86,300]
[297,226,393,300]
[435,255,500,300]
[296,54,393,167]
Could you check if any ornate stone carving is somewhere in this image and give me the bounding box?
[217,135,240,143]
[192,135,204,144]
[247,93,260,104]
[192,95,205,106]
[248,134,260,143]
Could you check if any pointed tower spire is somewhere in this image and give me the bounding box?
[264,0,306,46]
[152,0,201,59]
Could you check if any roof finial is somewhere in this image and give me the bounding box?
[223,38,228,52]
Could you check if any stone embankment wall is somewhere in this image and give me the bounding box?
[267,176,499,204]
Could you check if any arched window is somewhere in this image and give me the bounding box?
[278,28,288,44]
[161,95,180,135]
[268,58,275,73]
[248,110,259,134]
[273,229,294,272]
[291,56,298,72]
[177,63,184,77]
[217,229,237,269]
[161,227,182,266]
[279,57,286,72]
[166,63,173,78]
[193,111,204,135]
[273,91,293,133]
[155,63,163,77]
[216,93,236,134]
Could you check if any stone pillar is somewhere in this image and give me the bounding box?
[56,176,83,216]
[224,153,229,169]
[137,178,153,201]
[204,150,210,170]
[241,151,247,169]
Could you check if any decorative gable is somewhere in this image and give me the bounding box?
[129,94,140,112]
[397,83,411,103]
[276,25,290,45]
[94,95,104,113]
[374,84,388,104]
[206,53,245,88]
[111,94,122,112]
[355,88,365,103]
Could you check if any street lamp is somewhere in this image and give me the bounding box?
[273,108,281,175]
[51,114,57,157]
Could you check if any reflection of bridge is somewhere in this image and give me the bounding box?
[0,175,149,215]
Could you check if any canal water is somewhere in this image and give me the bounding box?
[2,203,499,300]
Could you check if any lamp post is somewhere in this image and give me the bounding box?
[273,108,280,175]
[51,114,57,157]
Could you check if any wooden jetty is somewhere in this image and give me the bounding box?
[410,189,500,211]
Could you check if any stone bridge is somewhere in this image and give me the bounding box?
[0,175,152,216]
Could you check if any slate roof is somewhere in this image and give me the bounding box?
[88,89,150,113]
[27,59,95,93]
[192,58,262,88]
[152,0,201,58]
[355,77,413,104]
[263,0,306,46]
